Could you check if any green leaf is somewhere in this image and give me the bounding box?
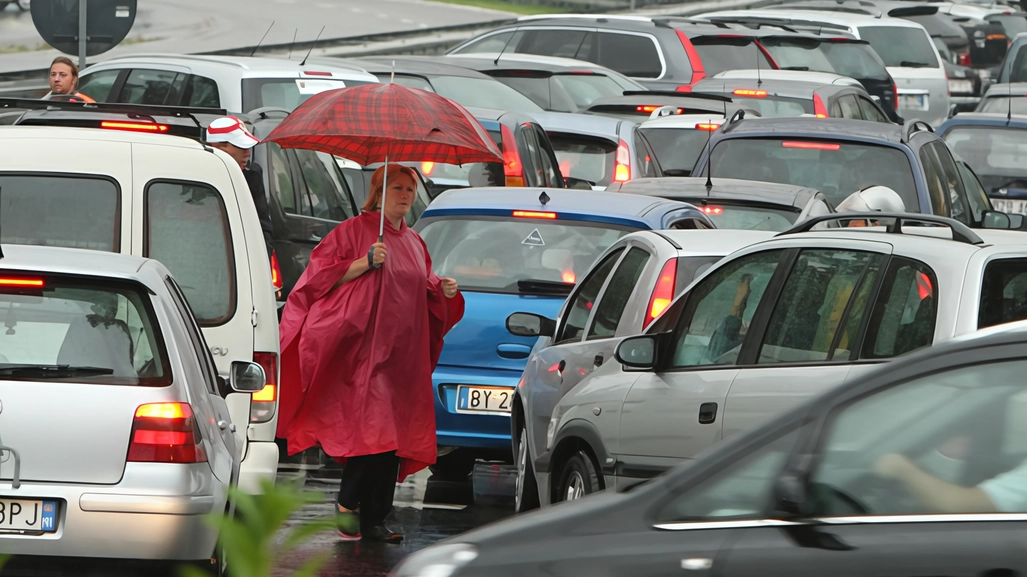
[0,554,9,571]
[178,566,213,577]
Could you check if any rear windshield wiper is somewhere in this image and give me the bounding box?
[516,279,575,296]
[662,169,692,176]
[782,66,810,71]
[0,364,114,378]
[899,61,932,67]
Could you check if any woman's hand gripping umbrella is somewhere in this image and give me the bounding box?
[262,83,503,542]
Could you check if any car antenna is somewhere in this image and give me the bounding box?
[300,25,326,67]
[704,119,714,195]
[250,21,275,57]
[288,28,298,59]
[756,41,763,88]
[1008,85,1013,126]
[494,32,515,65]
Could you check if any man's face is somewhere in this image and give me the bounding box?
[211,142,251,171]
[49,64,75,95]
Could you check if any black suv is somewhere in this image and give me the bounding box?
[691,114,994,227]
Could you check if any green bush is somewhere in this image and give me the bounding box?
[182,479,338,577]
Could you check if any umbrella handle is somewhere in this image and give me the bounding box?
[368,243,382,269]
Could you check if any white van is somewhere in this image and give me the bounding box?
[0,125,280,494]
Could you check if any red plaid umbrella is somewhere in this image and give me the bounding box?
[263,82,503,238]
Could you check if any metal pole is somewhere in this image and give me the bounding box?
[78,0,87,71]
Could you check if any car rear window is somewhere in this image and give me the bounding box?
[0,174,119,252]
[639,126,713,175]
[760,38,891,81]
[691,37,773,77]
[979,95,1027,115]
[724,94,813,117]
[417,216,632,294]
[549,134,616,187]
[553,74,631,108]
[709,138,917,209]
[241,78,370,112]
[429,75,544,113]
[0,275,169,386]
[682,202,799,231]
[857,26,939,68]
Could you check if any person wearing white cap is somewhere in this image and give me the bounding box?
[206,116,274,258]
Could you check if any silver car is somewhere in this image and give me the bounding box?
[534,215,1027,506]
[505,229,775,511]
[0,246,264,572]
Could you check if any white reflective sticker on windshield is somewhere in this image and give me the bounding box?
[522,229,545,246]
[295,79,347,95]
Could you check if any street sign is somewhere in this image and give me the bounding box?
[31,0,137,60]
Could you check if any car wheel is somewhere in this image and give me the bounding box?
[514,424,540,512]
[16,0,28,11]
[555,450,600,502]
[429,449,476,482]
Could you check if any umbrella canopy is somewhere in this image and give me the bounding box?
[261,82,504,166]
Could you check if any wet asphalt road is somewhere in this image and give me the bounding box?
[273,456,516,577]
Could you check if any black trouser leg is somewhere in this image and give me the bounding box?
[360,451,400,531]
[337,455,373,512]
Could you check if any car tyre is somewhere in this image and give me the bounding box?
[515,424,540,512]
[555,450,600,502]
[430,449,476,482]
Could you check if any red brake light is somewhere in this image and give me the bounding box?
[957,52,971,67]
[893,83,899,111]
[813,93,829,118]
[512,210,557,219]
[695,123,721,131]
[270,250,283,291]
[614,139,631,182]
[251,352,278,423]
[987,34,1007,41]
[501,124,525,187]
[0,277,44,288]
[733,89,767,98]
[302,71,333,76]
[128,403,206,463]
[568,70,595,75]
[700,205,723,215]
[421,161,435,176]
[562,271,576,284]
[782,141,841,151]
[675,30,706,87]
[645,259,678,329]
[100,121,169,133]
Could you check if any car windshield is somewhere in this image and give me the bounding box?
[679,201,799,231]
[640,126,715,174]
[549,134,616,187]
[418,216,632,294]
[979,96,1027,115]
[0,174,119,252]
[857,26,939,68]
[240,78,371,112]
[0,277,168,385]
[429,75,544,113]
[943,125,1027,184]
[692,37,774,77]
[709,138,917,208]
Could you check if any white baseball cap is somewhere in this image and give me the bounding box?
[206,116,259,150]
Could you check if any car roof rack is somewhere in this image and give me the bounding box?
[900,119,934,143]
[777,212,985,245]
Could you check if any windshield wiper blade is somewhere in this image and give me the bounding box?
[899,61,932,67]
[782,66,810,71]
[516,279,575,296]
[662,169,692,176]
[0,364,114,377]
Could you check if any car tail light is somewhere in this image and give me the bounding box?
[892,83,899,110]
[251,352,278,423]
[645,259,677,329]
[614,140,631,182]
[421,161,435,176]
[699,205,723,215]
[501,124,524,187]
[0,277,44,288]
[270,251,283,291]
[813,93,828,118]
[733,89,767,98]
[562,271,576,284]
[695,123,720,131]
[675,30,706,86]
[957,52,971,67]
[782,141,841,151]
[100,121,170,133]
[635,105,684,114]
[128,403,206,463]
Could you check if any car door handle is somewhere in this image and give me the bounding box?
[309,232,323,242]
[698,403,718,424]
[594,353,604,367]
[497,343,532,359]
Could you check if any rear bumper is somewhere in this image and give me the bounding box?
[434,365,521,453]
[0,463,226,560]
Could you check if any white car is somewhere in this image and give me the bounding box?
[637,113,728,176]
[75,54,378,113]
[0,245,264,572]
[699,9,951,126]
[0,120,281,494]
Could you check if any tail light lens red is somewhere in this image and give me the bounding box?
[501,124,525,187]
[614,140,631,182]
[645,259,678,329]
[813,93,829,118]
[251,352,278,423]
[675,30,706,87]
[270,251,283,291]
[957,52,971,67]
[893,83,899,110]
[128,403,207,463]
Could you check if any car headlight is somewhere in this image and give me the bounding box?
[391,543,478,577]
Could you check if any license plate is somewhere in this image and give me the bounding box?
[948,79,973,94]
[456,386,513,415]
[899,94,928,111]
[991,198,1027,215]
[0,498,57,534]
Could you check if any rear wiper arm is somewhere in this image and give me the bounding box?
[516,279,575,296]
[0,364,114,377]
[899,61,932,68]
[662,169,692,176]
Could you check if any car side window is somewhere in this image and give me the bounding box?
[518,29,591,59]
[837,95,863,120]
[957,161,990,224]
[558,248,624,343]
[829,99,843,118]
[930,142,970,225]
[671,250,784,368]
[163,276,221,394]
[634,132,658,178]
[597,32,663,78]
[919,144,953,217]
[295,148,354,221]
[457,30,521,54]
[183,75,220,108]
[809,359,1027,517]
[758,250,882,365]
[587,247,650,340]
[860,257,937,359]
[518,125,544,187]
[119,69,181,105]
[76,70,121,102]
[268,143,298,215]
[857,96,888,123]
[534,127,563,187]
[979,259,1027,330]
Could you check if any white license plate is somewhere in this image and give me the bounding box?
[456,386,513,415]
[0,498,57,534]
[948,79,973,94]
[991,199,1027,215]
[899,94,928,111]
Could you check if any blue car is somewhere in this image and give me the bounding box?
[413,187,714,479]
[937,113,1027,216]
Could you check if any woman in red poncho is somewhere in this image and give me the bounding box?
[276,164,464,543]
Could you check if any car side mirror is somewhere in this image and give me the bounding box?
[506,312,556,338]
[982,209,1013,229]
[229,360,267,394]
[614,334,657,369]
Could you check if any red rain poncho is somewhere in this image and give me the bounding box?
[276,211,464,481]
